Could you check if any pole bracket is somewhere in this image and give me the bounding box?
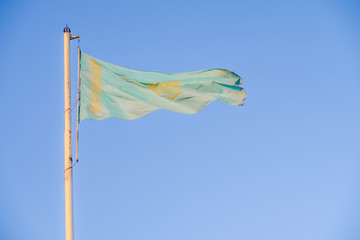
[70,35,79,40]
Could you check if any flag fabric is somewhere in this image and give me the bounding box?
[79,52,246,121]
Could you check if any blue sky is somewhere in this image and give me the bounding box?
[0,0,359,239]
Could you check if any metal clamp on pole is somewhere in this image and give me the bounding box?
[70,35,79,40]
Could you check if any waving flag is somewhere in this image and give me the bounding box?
[79,52,246,120]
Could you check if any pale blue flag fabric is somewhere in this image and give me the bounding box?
[79,52,246,120]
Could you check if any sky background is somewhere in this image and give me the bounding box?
[0,0,359,239]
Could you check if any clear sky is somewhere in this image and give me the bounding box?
[0,0,359,239]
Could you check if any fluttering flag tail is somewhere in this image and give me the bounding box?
[79,52,246,121]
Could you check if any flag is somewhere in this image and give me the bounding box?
[79,52,246,120]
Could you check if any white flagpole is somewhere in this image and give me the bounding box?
[63,24,74,240]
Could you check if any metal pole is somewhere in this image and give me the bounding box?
[63,24,74,240]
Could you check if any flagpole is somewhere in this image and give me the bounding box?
[63,24,74,240]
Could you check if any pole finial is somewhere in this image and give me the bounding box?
[63,24,71,33]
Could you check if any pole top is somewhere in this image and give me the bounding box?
[63,24,71,33]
